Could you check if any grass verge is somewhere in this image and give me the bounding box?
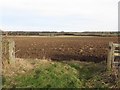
[3,60,118,88]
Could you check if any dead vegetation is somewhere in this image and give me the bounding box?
[3,58,52,77]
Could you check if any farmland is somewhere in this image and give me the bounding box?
[3,36,120,88]
[8,36,119,62]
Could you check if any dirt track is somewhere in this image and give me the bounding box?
[9,36,119,63]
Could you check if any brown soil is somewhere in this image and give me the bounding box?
[8,36,119,63]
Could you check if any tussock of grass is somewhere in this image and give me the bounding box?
[15,62,82,88]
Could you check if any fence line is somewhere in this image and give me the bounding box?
[107,42,120,87]
[107,42,120,70]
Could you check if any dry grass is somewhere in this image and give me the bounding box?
[3,58,52,77]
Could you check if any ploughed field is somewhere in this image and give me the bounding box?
[9,36,119,62]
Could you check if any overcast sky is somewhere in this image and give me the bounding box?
[0,0,119,32]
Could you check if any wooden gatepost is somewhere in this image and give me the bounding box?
[107,42,120,87]
[2,38,15,65]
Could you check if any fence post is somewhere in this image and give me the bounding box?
[8,39,15,64]
[107,42,113,71]
[2,39,15,65]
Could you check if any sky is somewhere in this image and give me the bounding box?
[0,0,119,32]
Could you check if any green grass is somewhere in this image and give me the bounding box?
[63,61,109,88]
[15,62,82,88]
[3,60,116,88]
